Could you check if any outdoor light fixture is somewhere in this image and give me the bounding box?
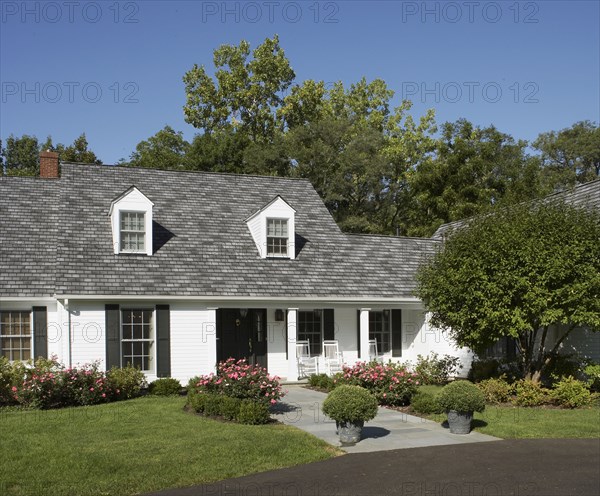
[239,308,248,318]
[313,308,322,318]
[274,309,284,321]
[383,309,390,319]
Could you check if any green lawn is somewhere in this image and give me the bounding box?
[472,405,600,438]
[416,386,600,438]
[0,396,338,496]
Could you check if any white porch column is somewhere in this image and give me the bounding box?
[287,308,298,381]
[206,307,218,372]
[359,308,370,361]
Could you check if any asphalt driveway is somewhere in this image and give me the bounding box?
[147,438,600,496]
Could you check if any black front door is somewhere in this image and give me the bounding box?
[216,308,268,369]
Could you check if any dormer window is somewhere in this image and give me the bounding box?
[246,196,296,259]
[267,218,288,257]
[120,212,146,252]
[109,186,154,256]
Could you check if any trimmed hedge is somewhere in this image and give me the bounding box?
[148,378,182,396]
[186,390,270,425]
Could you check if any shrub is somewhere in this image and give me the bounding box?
[468,359,501,382]
[411,390,443,414]
[107,365,147,400]
[62,362,112,406]
[339,361,419,406]
[414,353,462,385]
[512,380,550,407]
[436,380,485,413]
[203,393,226,417]
[542,353,587,387]
[236,399,271,425]
[583,364,600,392]
[191,358,284,406]
[149,378,182,396]
[468,358,522,383]
[308,373,335,391]
[550,376,592,408]
[220,396,242,420]
[187,390,208,413]
[322,385,378,423]
[0,357,27,405]
[476,377,513,404]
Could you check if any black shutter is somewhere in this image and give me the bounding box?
[156,305,171,378]
[391,309,402,357]
[357,310,361,359]
[32,306,48,359]
[323,309,335,341]
[105,304,120,371]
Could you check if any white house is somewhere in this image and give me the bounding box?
[3,152,597,384]
[0,152,475,383]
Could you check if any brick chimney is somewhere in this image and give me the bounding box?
[39,150,59,178]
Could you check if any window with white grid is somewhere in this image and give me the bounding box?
[121,309,153,371]
[266,218,288,257]
[0,311,32,361]
[120,212,146,252]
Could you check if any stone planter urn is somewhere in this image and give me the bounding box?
[447,410,473,434]
[337,420,364,445]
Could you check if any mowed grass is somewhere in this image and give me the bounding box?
[417,386,600,439]
[0,396,338,496]
[471,405,600,438]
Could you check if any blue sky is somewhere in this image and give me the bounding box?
[1,0,599,164]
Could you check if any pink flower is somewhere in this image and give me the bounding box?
[270,399,276,405]
[90,387,94,391]
[11,386,17,392]
[102,393,106,398]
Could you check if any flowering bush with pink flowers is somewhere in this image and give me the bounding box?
[339,361,420,406]
[190,358,285,406]
[3,356,144,409]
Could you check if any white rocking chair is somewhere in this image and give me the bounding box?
[296,340,318,378]
[368,339,381,362]
[322,340,343,376]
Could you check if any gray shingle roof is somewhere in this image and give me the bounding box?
[432,179,600,239]
[1,164,440,299]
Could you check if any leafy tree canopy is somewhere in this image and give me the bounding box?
[128,126,189,170]
[416,201,600,382]
[534,120,600,187]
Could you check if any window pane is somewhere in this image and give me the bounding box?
[298,311,323,355]
[369,311,391,354]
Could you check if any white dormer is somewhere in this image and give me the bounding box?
[109,186,154,256]
[246,196,296,259]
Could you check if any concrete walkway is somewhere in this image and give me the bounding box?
[271,385,499,452]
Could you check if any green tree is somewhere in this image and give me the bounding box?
[534,120,600,187]
[129,126,190,170]
[60,134,102,164]
[183,35,295,143]
[2,134,39,175]
[416,202,600,382]
[407,119,539,236]
[185,130,250,173]
[41,134,102,164]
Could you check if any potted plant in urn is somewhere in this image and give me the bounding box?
[322,385,378,446]
[436,380,485,434]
